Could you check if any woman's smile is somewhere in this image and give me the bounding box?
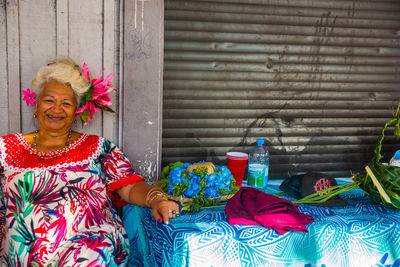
[47,114,66,120]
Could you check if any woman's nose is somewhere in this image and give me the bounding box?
[51,103,63,112]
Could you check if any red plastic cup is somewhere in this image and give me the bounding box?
[226,152,248,186]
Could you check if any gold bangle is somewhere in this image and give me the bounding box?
[146,188,161,201]
[145,188,159,201]
[145,188,165,206]
[148,192,167,207]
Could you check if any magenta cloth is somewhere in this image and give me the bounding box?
[225,187,314,234]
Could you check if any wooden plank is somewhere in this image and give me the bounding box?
[0,1,8,136]
[56,0,68,55]
[6,0,20,134]
[122,0,164,180]
[118,0,124,145]
[103,0,117,143]
[19,0,56,133]
[69,0,103,136]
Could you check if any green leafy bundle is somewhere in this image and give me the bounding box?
[295,104,400,209]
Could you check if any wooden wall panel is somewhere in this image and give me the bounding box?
[103,0,118,141]
[56,0,68,56]
[122,0,164,180]
[19,0,57,133]
[69,0,104,136]
[5,0,20,134]
[0,1,8,136]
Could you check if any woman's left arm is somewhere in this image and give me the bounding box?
[116,181,180,224]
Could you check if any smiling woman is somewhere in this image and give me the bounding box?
[0,57,179,266]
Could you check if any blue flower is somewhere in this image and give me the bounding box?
[167,161,235,198]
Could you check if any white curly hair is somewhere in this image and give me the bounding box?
[31,57,90,103]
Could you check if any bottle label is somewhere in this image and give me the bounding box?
[248,164,268,188]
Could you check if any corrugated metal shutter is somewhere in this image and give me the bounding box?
[162,0,400,178]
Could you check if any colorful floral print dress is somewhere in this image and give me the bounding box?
[0,133,144,266]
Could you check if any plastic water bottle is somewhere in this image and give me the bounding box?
[247,139,269,189]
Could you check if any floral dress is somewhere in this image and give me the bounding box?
[0,133,144,266]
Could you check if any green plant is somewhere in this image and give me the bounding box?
[295,104,400,209]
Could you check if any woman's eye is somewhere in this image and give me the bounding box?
[63,102,72,106]
[44,99,54,103]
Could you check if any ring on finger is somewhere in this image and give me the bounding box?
[172,210,180,216]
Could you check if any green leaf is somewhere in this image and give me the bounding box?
[193,166,209,176]
[80,109,91,124]
[161,166,170,180]
[229,179,240,194]
[219,188,228,195]
[95,103,115,113]
[158,178,169,193]
[199,178,206,189]
[172,180,189,196]
[169,161,184,169]
[395,122,400,137]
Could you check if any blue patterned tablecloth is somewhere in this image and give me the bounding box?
[122,179,400,267]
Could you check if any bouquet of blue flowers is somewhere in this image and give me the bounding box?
[158,161,240,212]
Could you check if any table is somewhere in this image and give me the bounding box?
[122,179,400,266]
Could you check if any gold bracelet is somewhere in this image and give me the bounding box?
[146,188,161,201]
[145,188,166,206]
[145,188,159,201]
[148,192,167,207]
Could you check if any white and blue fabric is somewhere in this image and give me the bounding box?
[122,179,400,267]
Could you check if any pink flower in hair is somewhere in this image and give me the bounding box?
[76,62,115,125]
[22,88,37,107]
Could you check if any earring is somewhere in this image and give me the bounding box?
[33,113,37,118]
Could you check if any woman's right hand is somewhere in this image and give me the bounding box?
[150,197,180,225]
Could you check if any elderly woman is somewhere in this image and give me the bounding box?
[0,57,179,266]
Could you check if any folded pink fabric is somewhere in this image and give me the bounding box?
[225,187,314,234]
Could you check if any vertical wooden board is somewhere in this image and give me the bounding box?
[56,0,68,56]
[0,1,8,136]
[123,0,164,180]
[68,0,103,136]
[6,0,21,134]
[103,0,117,143]
[19,0,57,134]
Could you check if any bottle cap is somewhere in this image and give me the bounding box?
[256,139,264,145]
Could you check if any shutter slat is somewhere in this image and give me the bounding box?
[164,90,398,100]
[166,1,400,20]
[165,51,400,66]
[163,118,392,128]
[166,31,399,48]
[164,80,400,92]
[165,61,399,74]
[166,10,400,30]
[164,71,400,83]
[165,41,400,57]
[166,21,397,39]
[163,127,386,137]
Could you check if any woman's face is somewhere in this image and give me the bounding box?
[35,81,77,134]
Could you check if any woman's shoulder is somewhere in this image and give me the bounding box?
[1,133,23,143]
[1,133,20,138]
[0,133,27,157]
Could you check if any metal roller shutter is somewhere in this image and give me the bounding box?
[162,0,400,178]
